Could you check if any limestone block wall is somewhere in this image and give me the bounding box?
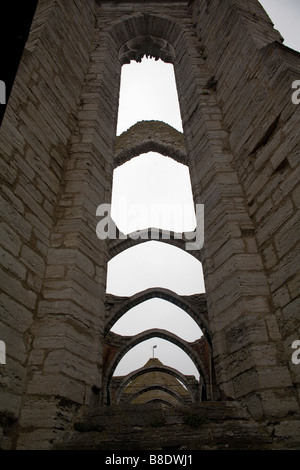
[0,0,98,449]
[0,0,299,450]
[93,0,300,432]
[190,0,300,421]
[15,0,122,448]
[54,402,279,450]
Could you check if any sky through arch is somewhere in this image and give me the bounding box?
[111,298,203,341]
[113,338,200,380]
[117,58,183,135]
[106,241,205,296]
[110,2,300,378]
[111,151,196,234]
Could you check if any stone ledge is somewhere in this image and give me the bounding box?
[54,402,286,450]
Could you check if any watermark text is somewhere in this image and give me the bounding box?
[291,80,300,104]
[0,341,6,365]
[96,203,204,251]
[0,80,6,104]
[291,340,300,365]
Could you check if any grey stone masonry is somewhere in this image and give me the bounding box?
[0,0,299,449]
[55,402,296,450]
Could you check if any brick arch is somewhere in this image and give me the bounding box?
[124,384,187,406]
[103,328,209,393]
[104,287,210,341]
[114,121,187,168]
[115,363,197,405]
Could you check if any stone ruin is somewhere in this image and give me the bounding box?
[0,0,299,450]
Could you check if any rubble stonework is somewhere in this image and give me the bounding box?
[0,0,299,449]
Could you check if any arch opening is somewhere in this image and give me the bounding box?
[114,362,198,405]
[104,288,209,341]
[111,152,196,235]
[105,13,208,402]
[112,338,200,380]
[106,242,205,296]
[111,298,203,341]
[102,329,210,402]
[145,399,174,407]
[119,35,176,65]
[117,57,182,135]
[127,386,186,406]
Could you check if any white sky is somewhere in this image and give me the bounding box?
[112,298,202,340]
[116,60,182,135]
[107,241,205,297]
[260,0,300,51]
[111,153,195,234]
[108,1,300,381]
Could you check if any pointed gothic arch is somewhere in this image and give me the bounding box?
[145,399,174,407]
[102,328,210,398]
[1,0,298,449]
[108,230,202,261]
[114,363,198,405]
[124,384,188,406]
[104,287,210,341]
[106,12,184,58]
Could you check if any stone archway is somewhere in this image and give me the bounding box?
[1,0,299,450]
[124,385,188,406]
[104,287,210,341]
[108,230,202,261]
[102,328,212,404]
[104,328,207,380]
[114,362,199,405]
[145,399,174,407]
[110,122,200,260]
[114,120,187,168]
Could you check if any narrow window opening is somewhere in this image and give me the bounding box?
[106,54,205,390]
[117,57,182,135]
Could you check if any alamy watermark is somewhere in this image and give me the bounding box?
[95,202,204,250]
[0,341,6,365]
[291,80,300,104]
[0,80,6,104]
[291,340,300,365]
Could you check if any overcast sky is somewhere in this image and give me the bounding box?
[109,1,300,380]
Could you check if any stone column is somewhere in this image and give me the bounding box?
[17,23,121,449]
[173,0,299,421]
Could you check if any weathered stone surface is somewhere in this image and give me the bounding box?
[115,120,186,167]
[0,0,299,451]
[54,402,281,450]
